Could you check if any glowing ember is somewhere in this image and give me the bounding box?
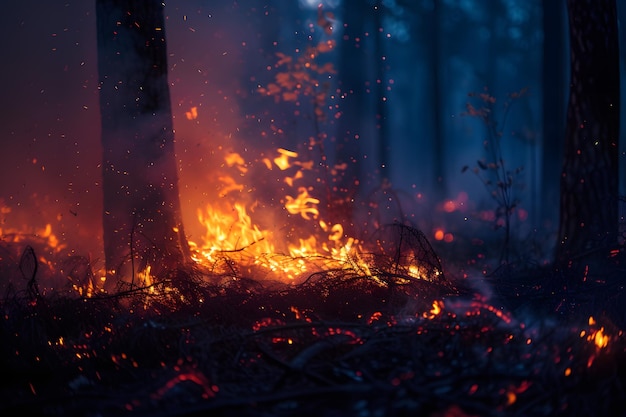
[582,316,610,350]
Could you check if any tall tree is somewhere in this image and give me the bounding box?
[541,0,567,232]
[373,0,389,181]
[427,0,446,201]
[556,0,620,266]
[335,1,369,232]
[96,0,189,289]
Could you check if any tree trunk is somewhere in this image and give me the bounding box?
[96,0,189,288]
[541,0,567,234]
[334,1,369,232]
[556,0,620,267]
[373,0,388,181]
[428,0,446,202]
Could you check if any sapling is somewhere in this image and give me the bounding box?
[462,88,527,265]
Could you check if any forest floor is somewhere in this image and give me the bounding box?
[1,238,625,417]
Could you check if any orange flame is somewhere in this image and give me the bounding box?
[184,147,444,284]
[285,187,320,220]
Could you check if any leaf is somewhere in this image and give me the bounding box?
[316,40,333,54]
[266,83,281,95]
[318,62,336,74]
[282,91,298,102]
[477,160,488,170]
[461,165,469,173]
[275,52,292,66]
[276,72,296,89]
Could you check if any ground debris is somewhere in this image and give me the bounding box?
[1,268,625,417]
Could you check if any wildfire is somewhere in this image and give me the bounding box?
[0,220,66,254]
[1,141,441,295]
[187,147,441,284]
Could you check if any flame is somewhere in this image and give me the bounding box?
[185,106,198,120]
[185,147,443,285]
[285,187,320,220]
[273,148,298,170]
[423,300,444,319]
[0,219,66,254]
[190,203,274,266]
[188,148,362,281]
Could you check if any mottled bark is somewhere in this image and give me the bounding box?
[96,0,189,287]
[556,0,620,265]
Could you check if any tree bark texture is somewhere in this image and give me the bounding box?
[556,0,620,265]
[96,0,189,286]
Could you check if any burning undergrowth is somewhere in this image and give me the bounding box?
[1,225,625,417]
[1,136,625,415]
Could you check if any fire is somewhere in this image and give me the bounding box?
[189,202,274,266]
[0,220,66,254]
[185,106,198,120]
[186,147,443,284]
[2,139,442,294]
[271,147,298,170]
[422,300,443,319]
[285,187,320,220]
[189,194,359,281]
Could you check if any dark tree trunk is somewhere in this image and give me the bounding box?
[556,0,620,267]
[427,0,446,201]
[541,0,567,233]
[334,2,369,232]
[96,0,189,288]
[373,0,388,181]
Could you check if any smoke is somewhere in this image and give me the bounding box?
[0,1,103,260]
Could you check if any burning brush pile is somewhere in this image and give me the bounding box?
[1,218,625,417]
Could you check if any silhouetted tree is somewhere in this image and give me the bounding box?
[426,0,446,200]
[556,0,620,267]
[541,0,567,231]
[335,1,369,232]
[96,0,190,288]
[373,0,389,181]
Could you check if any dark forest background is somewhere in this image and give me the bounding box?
[1,0,625,272]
